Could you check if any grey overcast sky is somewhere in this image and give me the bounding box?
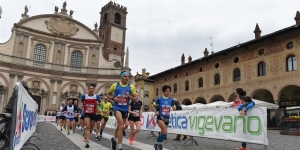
[1,0,300,76]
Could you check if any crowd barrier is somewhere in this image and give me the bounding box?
[105,107,269,149]
[9,82,39,150]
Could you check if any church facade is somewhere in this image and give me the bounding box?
[0,1,129,114]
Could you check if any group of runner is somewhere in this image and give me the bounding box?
[56,71,143,150]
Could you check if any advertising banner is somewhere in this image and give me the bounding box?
[13,82,38,150]
[105,107,268,145]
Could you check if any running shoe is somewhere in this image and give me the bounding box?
[67,132,70,135]
[154,144,158,150]
[237,147,247,150]
[111,137,117,150]
[129,139,133,145]
[95,136,100,141]
[60,128,62,131]
[85,143,89,148]
[99,134,102,138]
[133,134,136,141]
[158,144,163,150]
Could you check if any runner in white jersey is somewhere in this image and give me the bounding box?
[81,84,101,148]
[59,102,66,131]
[62,99,79,135]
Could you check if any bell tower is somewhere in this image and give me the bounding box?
[99,1,128,66]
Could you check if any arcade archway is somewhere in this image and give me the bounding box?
[252,89,274,103]
[195,97,207,104]
[182,99,192,105]
[279,85,300,101]
[210,95,225,103]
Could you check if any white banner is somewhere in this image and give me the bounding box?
[106,107,268,145]
[13,82,38,150]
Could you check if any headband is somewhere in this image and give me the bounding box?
[120,71,129,78]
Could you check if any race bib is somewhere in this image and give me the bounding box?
[84,99,97,114]
[133,110,140,117]
[118,97,128,106]
[161,105,171,115]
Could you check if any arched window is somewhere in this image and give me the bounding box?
[214,73,220,85]
[103,13,108,23]
[70,50,83,67]
[156,88,158,96]
[185,80,189,91]
[198,77,203,88]
[258,61,266,76]
[174,84,177,93]
[287,55,297,71]
[233,68,241,81]
[115,13,121,24]
[33,44,47,62]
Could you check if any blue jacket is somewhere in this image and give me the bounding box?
[237,101,255,111]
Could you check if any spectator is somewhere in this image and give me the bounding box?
[5,81,35,114]
[173,98,187,141]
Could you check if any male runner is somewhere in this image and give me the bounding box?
[108,71,137,150]
[73,99,80,128]
[99,96,113,137]
[95,100,103,140]
[81,84,101,148]
[59,102,66,131]
[62,99,79,135]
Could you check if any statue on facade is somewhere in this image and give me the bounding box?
[24,5,28,15]
[94,22,98,30]
[62,1,67,9]
[70,10,74,17]
[54,6,59,13]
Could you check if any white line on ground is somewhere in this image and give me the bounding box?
[51,123,109,150]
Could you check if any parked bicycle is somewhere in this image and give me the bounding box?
[0,113,12,150]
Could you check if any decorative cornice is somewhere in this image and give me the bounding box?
[0,60,120,79]
[68,44,88,50]
[31,37,52,45]
[17,75,24,79]
[16,31,30,37]
[54,40,66,45]
[9,74,16,78]
[50,79,56,83]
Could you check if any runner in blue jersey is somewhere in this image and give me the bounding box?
[81,84,101,148]
[152,85,176,150]
[62,99,79,135]
[107,71,137,150]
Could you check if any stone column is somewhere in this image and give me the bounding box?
[17,75,24,82]
[49,79,55,109]
[0,89,6,113]
[56,80,62,109]
[274,100,282,128]
[7,74,16,105]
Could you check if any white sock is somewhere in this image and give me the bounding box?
[118,144,122,149]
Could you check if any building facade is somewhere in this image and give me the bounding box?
[134,68,154,111]
[148,12,300,125]
[0,1,130,114]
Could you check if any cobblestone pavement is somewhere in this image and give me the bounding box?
[30,122,300,150]
[29,122,81,150]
